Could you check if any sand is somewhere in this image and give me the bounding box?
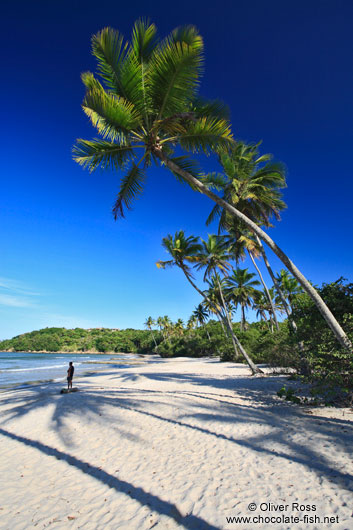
[0,357,352,530]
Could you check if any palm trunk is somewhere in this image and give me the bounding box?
[248,250,279,330]
[157,153,352,354]
[241,305,246,331]
[268,313,274,333]
[151,330,158,348]
[255,235,294,328]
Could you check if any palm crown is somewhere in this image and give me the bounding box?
[225,268,261,308]
[156,230,202,276]
[205,141,287,231]
[73,19,233,218]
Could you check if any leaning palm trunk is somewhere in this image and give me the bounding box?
[254,236,294,327]
[180,265,261,374]
[156,152,352,354]
[248,250,279,330]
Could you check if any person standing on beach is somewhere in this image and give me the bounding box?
[67,362,74,390]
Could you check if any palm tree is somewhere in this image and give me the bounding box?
[192,303,211,340]
[156,316,165,340]
[225,268,261,331]
[73,20,352,354]
[201,288,226,334]
[276,270,302,309]
[187,315,197,334]
[156,231,202,293]
[174,318,185,337]
[195,235,261,373]
[254,291,272,330]
[162,315,172,340]
[144,316,157,348]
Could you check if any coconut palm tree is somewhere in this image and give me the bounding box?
[156,316,165,340]
[253,291,272,330]
[144,316,157,348]
[73,19,352,354]
[156,231,202,292]
[162,315,173,340]
[225,268,261,330]
[174,318,185,337]
[276,270,302,309]
[187,315,197,335]
[192,303,211,340]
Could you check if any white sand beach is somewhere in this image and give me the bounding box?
[0,357,352,530]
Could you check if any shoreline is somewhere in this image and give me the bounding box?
[1,357,352,529]
[0,349,151,355]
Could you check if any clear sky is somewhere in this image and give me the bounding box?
[1,0,352,339]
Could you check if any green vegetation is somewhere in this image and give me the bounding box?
[0,327,159,354]
[153,276,353,404]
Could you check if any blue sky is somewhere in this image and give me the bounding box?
[1,0,352,339]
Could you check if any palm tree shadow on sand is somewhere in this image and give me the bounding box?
[0,426,219,530]
[1,368,352,498]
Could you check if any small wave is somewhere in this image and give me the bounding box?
[5,363,82,372]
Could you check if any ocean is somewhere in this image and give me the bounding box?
[0,351,138,389]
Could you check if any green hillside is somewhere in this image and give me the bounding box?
[0,327,158,354]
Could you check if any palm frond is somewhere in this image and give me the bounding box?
[112,162,146,219]
[178,117,233,154]
[205,203,222,226]
[73,139,134,172]
[82,88,142,142]
[200,172,227,191]
[92,27,129,96]
[192,97,230,120]
[156,260,174,269]
[131,18,157,62]
[149,26,204,118]
[81,71,104,92]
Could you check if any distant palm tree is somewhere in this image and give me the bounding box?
[253,290,279,332]
[192,304,210,340]
[187,315,197,334]
[162,315,172,340]
[157,231,202,293]
[174,318,185,337]
[156,316,165,340]
[276,270,302,309]
[144,316,157,348]
[254,291,271,328]
[225,268,261,331]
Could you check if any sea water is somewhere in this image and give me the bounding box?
[0,351,138,389]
